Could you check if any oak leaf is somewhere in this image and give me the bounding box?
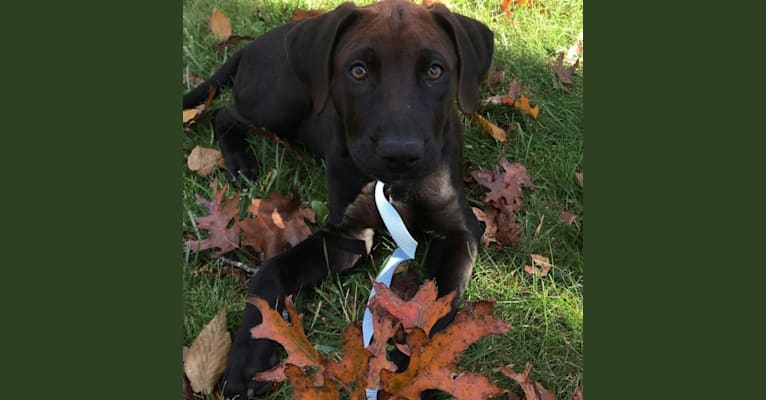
[379,301,511,399]
[368,279,455,335]
[325,325,372,399]
[471,158,534,247]
[187,145,225,177]
[249,296,324,383]
[500,363,558,400]
[240,192,316,260]
[186,180,241,256]
[550,53,579,92]
[208,8,232,41]
[284,364,340,400]
[184,307,231,394]
[474,112,507,142]
[472,206,499,247]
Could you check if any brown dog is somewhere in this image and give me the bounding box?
[183,1,493,398]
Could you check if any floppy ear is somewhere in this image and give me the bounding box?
[431,4,494,114]
[285,2,359,115]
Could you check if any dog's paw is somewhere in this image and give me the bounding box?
[223,152,259,187]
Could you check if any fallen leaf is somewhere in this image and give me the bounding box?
[559,211,577,225]
[208,8,232,41]
[217,34,255,52]
[500,363,558,400]
[472,207,499,246]
[487,65,505,89]
[368,279,455,335]
[289,8,326,22]
[364,306,400,390]
[250,296,324,383]
[324,325,371,399]
[565,31,583,65]
[187,145,225,177]
[186,180,241,256]
[508,77,521,100]
[240,192,316,260]
[284,363,340,400]
[184,307,231,394]
[575,171,583,187]
[501,0,532,15]
[473,113,508,142]
[379,301,510,399]
[470,158,534,247]
[524,254,552,277]
[183,109,199,123]
[550,53,579,92]
[514,95,540,119]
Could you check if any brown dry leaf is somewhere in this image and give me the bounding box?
[487,65,505,89]
[379,301,510,399]
[550,53,579,92]
[572,387,583,400]
[250,296,325,383]
[514,95,540,119]
[368,279,455,335]
[473,113,507,142]
[187,145,225,177]
[240,192,315,260]
[208,8,232,41]
[524,254,552,277]
[500,363,558,400]
[559,211,577,225]
[183,109,199,123]
[184,307,231,394]
[470,158,534,247]
[575,171,583,187]
[217,34,255,52]
[508,77,521,100]
[472,206,499,246]
[186,180,241,256]
[289,8,326,22]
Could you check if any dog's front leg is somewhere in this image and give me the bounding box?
[222,228,372,399]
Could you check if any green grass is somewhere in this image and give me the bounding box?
[182,0,583,398]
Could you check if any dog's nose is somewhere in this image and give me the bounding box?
[376,137,424,169]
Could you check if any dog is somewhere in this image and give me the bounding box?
[183,0,493,398]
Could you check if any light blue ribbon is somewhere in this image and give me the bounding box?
[363,181,418,400]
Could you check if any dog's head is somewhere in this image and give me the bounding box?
[286,0,493,182]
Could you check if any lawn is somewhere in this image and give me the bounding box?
[182,0,583,398]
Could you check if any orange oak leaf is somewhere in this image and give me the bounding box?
[365,307,401,390]
[324,325,371,400]
[249,296,325,383]
[368,279,455,335]
[472,206,499,247]
[208,8,232,41]
[284,364,340,400]
[186,180,241,256]
[379,301,511,399]
[500,363,558,400]
[473,113,507,142]
[514,95,540,119]
[240,192,316,260]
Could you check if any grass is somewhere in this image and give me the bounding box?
[182,0,583,398]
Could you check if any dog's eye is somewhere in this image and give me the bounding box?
[426,64,443,80]
[350,64,368,80]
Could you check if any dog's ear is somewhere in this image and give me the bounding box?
[431,5,494,114]
[285,2,359,115]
